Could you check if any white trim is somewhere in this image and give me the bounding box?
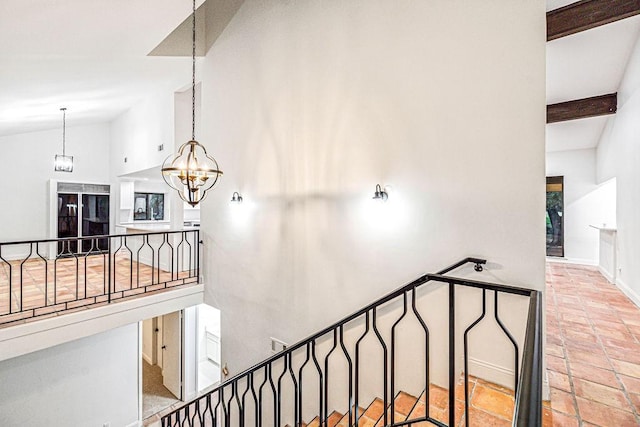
[468,357,515,390]
[126,421,142,427]
[142,350,153,365]
[0,284,204,362]
[542,367,550,401]
[138,321,144,426]
[598,265,615,284]
[616,277,640,308]
[546,257,598,266]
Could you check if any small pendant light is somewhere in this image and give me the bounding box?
[54,107,73,172]
[161,0,222,206]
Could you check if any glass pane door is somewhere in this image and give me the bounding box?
[82,194,110,253]
[57,193,79,255]
[546,176,564,257]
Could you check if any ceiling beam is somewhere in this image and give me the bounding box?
[547,93,617,123]
[547,0,640,41]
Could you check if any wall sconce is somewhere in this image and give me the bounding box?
[372,184,388,201]
[231,191,243,203]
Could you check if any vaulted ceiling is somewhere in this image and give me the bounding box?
[1,0,639,155]
[545,1,640,152]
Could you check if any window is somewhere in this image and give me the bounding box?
[134,192,165,221]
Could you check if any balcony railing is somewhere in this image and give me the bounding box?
[161,257,542,427]
[0,230,200,325]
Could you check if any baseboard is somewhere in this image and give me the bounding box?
[546,257,598,266]
[142,351,153,365]
[598,266,615,284]
[468,357,515,390]
[126,421,142,427]
[616,278,640,308]
[542,368,550,401]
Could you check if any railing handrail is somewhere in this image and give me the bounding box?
[0,229,197,247]
[0,229,201,326]
[514,290,543,426]
[203,258,487,387]
[163,257,542,427]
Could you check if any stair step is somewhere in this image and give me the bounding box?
[336,406,366,427]
[374,391,419,426]
[307,416,320,427]
[327,411,344,427]
[363,398,385,421]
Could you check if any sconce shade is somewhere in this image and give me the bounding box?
[373,184,388,201]
[231,192,243,203]
[161,140,223,206]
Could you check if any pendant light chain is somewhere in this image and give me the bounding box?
[191,0,196,141]
[61,107,67,156]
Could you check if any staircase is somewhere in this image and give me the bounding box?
[288,374,515,427]
[161,258,541,427]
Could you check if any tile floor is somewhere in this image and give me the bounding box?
[544,262,640,426]
[0,254,197,325]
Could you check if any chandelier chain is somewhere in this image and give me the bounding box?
[192,0,196,141]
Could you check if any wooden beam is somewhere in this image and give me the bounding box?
[547,93,617,123]
[547,0,640,41]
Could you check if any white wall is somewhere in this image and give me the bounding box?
[0,123,111,242]
[199,0,546,381]
[0,324,139,427]
[596,31,640,306]
[546,149,616,264]
[109,92,175,179]
[109,91,176,226]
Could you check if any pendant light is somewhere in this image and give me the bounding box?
[161,0,222,206]
[54,107,73,172]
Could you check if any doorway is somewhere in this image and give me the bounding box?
[196,304,221,392]
[141,311,182,420]
[546,176,564,257]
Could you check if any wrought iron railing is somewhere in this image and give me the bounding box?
[161,257,542,427]
[0,230,200,325]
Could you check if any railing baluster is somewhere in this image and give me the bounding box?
[323,329,338,427]
[448,281,456,427]
[390,292,409,425]
[338,325,353,426]
[462,289,487,427]
[410,287,431,421]
[494,291,520,392]
[354,311,370,427]
[372,307,388,426]
[311,340,324,426]
[297,343,311,427]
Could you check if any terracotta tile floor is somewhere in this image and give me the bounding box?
[0,254,196,325]
[544,262,640,426]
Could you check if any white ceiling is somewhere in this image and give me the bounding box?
[545,6,640,152]
[1,0,638,154]
[546,116,611,153]
[0,0,207,137]
[546,0,578,12]
[546,15,640,104]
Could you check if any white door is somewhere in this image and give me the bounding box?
[162,311,182,399]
